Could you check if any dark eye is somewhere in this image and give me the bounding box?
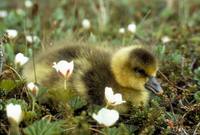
[133,67,147,76]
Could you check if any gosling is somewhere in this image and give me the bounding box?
[23,43,163,109]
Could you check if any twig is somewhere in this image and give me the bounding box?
[0,44,3,73]
[158,70,187,91]
[181,57,185,77]
[134,10,152,45]
[181,127,189,135]
[193,121,200,135]
[89,127,105,135]
[138,9,152,27]
[178,99,185,107]
[0,33,8,73]
[0,123,9,134]
[5,65,23,81]
[63,127,76,132]
[169,95,177,122]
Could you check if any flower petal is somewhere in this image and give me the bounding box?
[52,60,74,79]
[27,82,39,96]
[6,103,23,124]
[92,108,119,127]
[82,19,91,29]
[15,53,29,66]
[105,87,126,106]
[105,87,114,103]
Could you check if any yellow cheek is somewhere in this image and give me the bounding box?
[147,67,158,77]
[129,76,146,90]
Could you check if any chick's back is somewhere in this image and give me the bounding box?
[23,44,115,105]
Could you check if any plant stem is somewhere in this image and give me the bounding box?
[32,47,37,83]
[32,97,36,112]
[64,79,67,90]
[5,65,22,80]
[9,124,21,135]
[122,36,125,46]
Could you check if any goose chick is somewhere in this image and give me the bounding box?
[23,44,163,110]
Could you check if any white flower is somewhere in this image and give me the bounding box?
[53,60,74,79]
[6,103,23,125]
[6,29,18,39]
[25,0,33,8]
[16,9,25,16]
[92,108,119,127]
[26,35,40,43]
[119,28,125,34]
[0,10,8,18]
[27,82,39,96]
[127,23,136,33]
[82,19,91,30]
[161,36,171,43]
[15,53,29,66]
[105,87,126,106]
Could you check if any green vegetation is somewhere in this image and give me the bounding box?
[1,0,200,134]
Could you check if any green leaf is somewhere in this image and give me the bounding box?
[169,51,182,64]
[117,124,130,135]
[23,119,64,135]
[102,124,130,135]
[0,79,23,92]
[88,33,97,43]
[194,91,200,102]
[4,43,14,63]
[36,86,48,100]
[4,10,25,27]
[155,44,165,61]
[0,79,16,91]
[52,8,65,21]
[68,96,87,111]
[194,67,200,85]
[6,98,28,111]
[103,127,118,135]
[23,111,37,122]
[160,8,174,18]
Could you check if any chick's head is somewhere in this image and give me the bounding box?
[111,46,162,95]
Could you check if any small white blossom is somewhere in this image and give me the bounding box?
[6,103,23,125]
[161,36,171,43]
[27,82,39,96]
[0,10,8,18]
[82,19,91,30]
[92,108,119,127]
[26,35,40,43]
[105,87,126,106]
[6,29,18,39]
[53,60,74,79]
[119,28,125,34]
[127,23,136,33]
[25,0,33,8]
[15,53,29,66]
[16,9,25,16]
